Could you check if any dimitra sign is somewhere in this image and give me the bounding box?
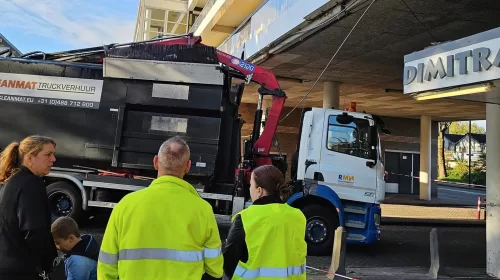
[403,28,500,94]
[0,73,103,109]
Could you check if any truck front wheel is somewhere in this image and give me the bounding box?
[302,204,339,256]
[46,181,83,223]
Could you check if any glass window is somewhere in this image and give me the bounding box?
[150,20,165,33]
[147,31,159,40]
[166,23,185,34]
[236,21,251,49]
[327,115,371,159]
[177,23,187,34]
[168,11,182,22]
[151,8,166,20]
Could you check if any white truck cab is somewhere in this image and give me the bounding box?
[288,108,386,255]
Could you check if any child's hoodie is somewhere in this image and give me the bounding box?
[64,234,99,280]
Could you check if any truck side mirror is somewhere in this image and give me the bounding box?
[336,112,354,124]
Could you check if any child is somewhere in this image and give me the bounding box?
[51,217,99,280]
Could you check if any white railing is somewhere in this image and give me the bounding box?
[189,0,218,33]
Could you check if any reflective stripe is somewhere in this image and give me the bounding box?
[119,248,203,262]
[99,250,118,265]
[204,247,222,258]
[99,247,221,263]
[234,264,306,278]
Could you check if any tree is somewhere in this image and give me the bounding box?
[477,152,486,172]
[448,121,485,135]
[438,122,452,178]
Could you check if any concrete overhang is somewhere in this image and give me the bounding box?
[188,0,209,11]
[239,0,500,121]
[144,0,187,11]
[192,0,265,47]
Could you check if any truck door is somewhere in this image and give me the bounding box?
[319,111,378,204]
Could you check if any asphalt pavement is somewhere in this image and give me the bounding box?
[437,185,486,206]
[79,214,487,278]
[306,225,486,269]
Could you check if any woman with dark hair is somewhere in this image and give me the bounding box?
[222,165,307,279]
[0,135,59,280]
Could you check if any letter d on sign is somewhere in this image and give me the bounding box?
[404,66,417,85]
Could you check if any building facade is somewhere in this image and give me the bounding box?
[134,0,204,41]
[444,133,486,167]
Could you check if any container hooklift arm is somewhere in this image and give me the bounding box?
[152,34,287,166]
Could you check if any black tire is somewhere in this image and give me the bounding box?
[302,204,339,256]
[46,181,83,223]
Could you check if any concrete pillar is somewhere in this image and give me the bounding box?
[431,121,439,198]
[323,81,340,109]
[420,115,432,201]
[486,103,500,278]
[260,96,272,135]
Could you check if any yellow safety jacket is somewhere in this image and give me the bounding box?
[232,203,307,280]
[97,175,223,280]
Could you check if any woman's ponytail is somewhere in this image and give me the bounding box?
[0,141,21,184]
[252,165,289,201]
[278,182,292,202]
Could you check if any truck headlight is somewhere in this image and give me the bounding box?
[374,214,381,228]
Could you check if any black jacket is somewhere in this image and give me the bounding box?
[0,166,58,278]
[222,195,284,278]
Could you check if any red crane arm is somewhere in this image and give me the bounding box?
[153,35,287,165]
[212,50,286,166]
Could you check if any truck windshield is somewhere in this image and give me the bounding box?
[326,115,371,159]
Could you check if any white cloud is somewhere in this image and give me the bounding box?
[0,0,136,48]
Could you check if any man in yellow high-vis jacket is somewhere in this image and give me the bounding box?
[97,136,223,280]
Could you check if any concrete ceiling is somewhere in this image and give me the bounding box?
[240,0,500,121]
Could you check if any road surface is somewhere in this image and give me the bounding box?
[438,184,486,206]
[79,214,486,270]
[42,218,485,280]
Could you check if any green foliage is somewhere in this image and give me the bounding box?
[477,152,486,171]
[442,159,486,186]
[448,121,485,135]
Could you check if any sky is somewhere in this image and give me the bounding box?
[0,0,138,53]
[476,120,486,130]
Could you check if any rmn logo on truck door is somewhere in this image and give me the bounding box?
[338,174,355,185]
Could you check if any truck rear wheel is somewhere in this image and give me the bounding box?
[46,181,83,223]
[302,204,339,256]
